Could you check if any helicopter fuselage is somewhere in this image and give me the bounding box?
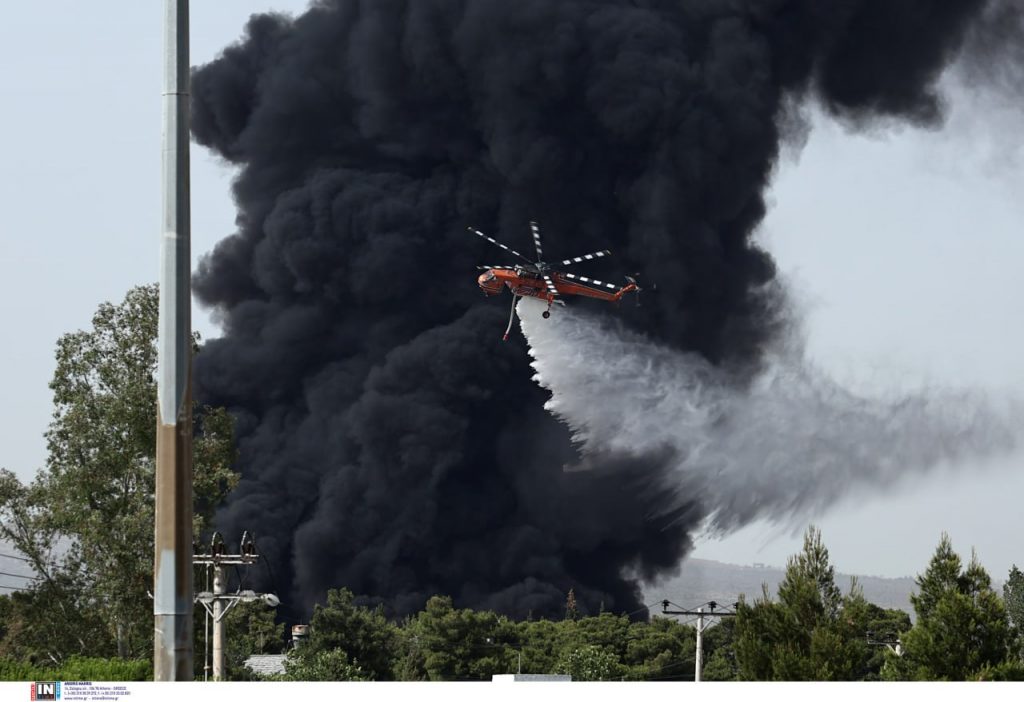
[477,267,633,303]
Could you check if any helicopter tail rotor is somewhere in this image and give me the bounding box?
[624,274,651,306]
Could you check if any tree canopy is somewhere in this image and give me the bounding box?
[734,526,904,681]
[883,534,1012,681]
[0,284,239,662]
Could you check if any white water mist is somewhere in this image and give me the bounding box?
[518,296,1021,535]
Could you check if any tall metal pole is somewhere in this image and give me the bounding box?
[694,608,704,683]
[154,0,193,681]
[212,565,225,681]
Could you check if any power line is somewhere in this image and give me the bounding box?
[0,552,32,563]
[613,657,695,682]
[195,531,278,681]
[0,584,30,592]
[660,600,737,683]
[622,601,663,619]
[0,570,38,581]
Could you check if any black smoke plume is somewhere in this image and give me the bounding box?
[191,0,1016,618]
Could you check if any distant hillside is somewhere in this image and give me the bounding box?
[0,540,923,618]
[644,558,918,617]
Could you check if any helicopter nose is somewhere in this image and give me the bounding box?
[478,272,502,295]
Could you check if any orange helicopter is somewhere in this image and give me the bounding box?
[470,221,641,340]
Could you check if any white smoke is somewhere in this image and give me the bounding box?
[517,296,1021,535]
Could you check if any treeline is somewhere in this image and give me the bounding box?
[3,524,1023,680]
[254,588,709,681]
[1,286,1022,681]
[246,528,1024,682]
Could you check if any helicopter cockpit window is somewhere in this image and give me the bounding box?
[482,271,495,282]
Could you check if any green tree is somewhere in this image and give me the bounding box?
[857,600,911,680]
[620,615,695,681]
[0,575,112,664]
[278,649,369,681]
[0,285,239,662]
[1005,564,1024,656]
[295,588,399,680]
[700,617,737,681]
[701,648,736,681]
[883,535,1011,680]
[512,618,565,675]
[734,526,876,680]
[397,595,516,680]
[0,655,152,681]
[0,470,115,663]
[554,644,625,680]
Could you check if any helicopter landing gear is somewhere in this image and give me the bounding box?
[542,310,551,319]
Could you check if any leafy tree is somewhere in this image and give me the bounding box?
[296,588,398,680]
[0,656,151,681]
[883,535,1011,680]
[700,617,737,681]
[512,618,565,675]
[53,656,152,681]
[974,660,1024,681]
[0,471,114,663]
[620,615,695,681]
[734,526,878,680]
[278,649,369,681]
[565,611,631,658]
[0,575,112,665]
[1005,564,1024,656]
[701,648,736,681]
[0,285,239,661]
[857,600,911,680]
[397,595,516,680]
[554,644,625,680]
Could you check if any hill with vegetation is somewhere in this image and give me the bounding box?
[648,558,918,617]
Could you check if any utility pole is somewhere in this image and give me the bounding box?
[154,0,193,681]
[695,607,704,682]
[661,600,736,682]
[194,532,279,681]
[212,562,226,680]
[866,631,903,657]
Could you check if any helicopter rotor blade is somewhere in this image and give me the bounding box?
[530,221,544,263]
[542,274,560,297]
[562,272,620,291]
[468,227,534,265]
[558,249,612,267]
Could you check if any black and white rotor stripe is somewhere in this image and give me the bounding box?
[562,272,620,291]
[542,274,559,297]
[530,221,544,262]
[559,250,611,267]
[468,227,533,264]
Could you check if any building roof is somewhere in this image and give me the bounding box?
[492,674,572,682]
[244,654,288,677]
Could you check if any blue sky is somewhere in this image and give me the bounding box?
[2,1,1022,580]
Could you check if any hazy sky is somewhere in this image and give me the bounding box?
[1,1,1021,582]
